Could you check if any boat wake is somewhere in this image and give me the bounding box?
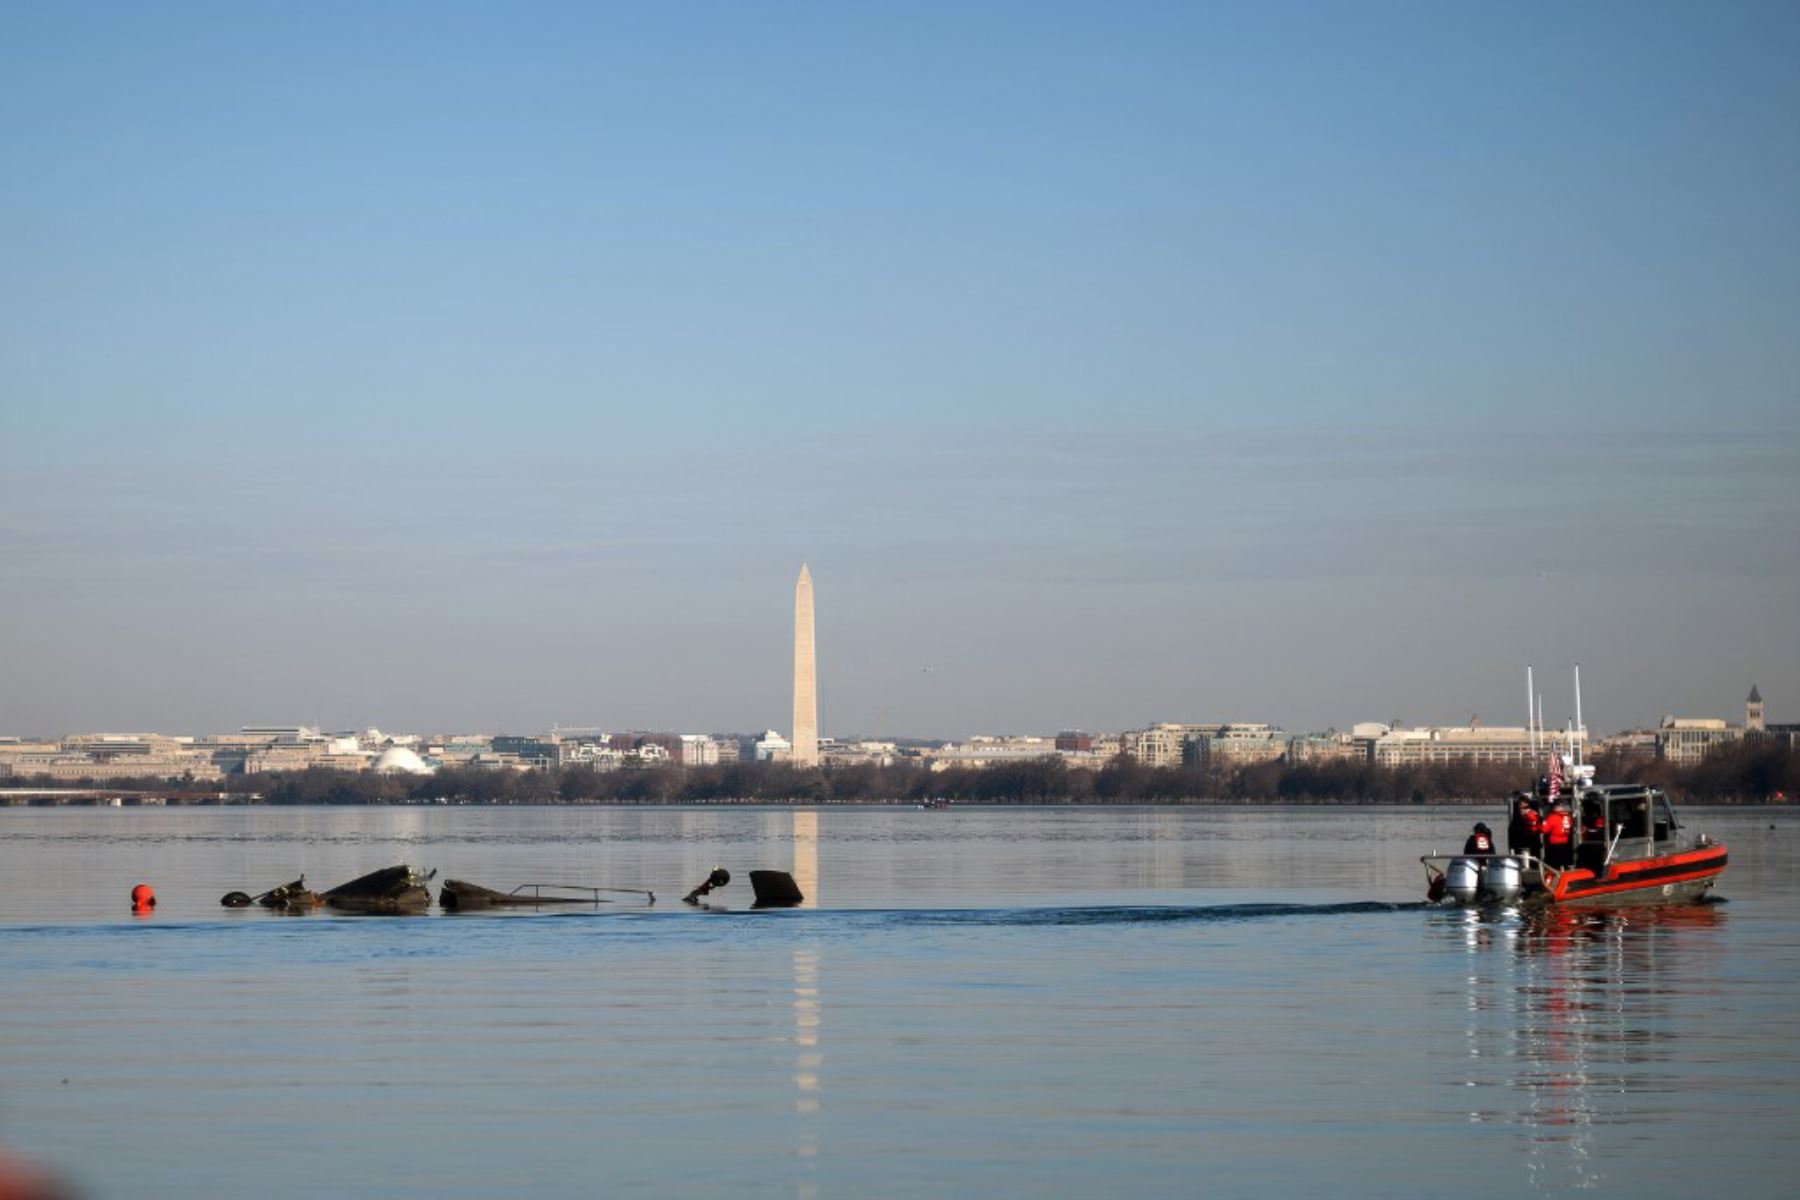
[715,900,1428,928]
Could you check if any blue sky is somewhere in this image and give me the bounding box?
[2,1,1796,737]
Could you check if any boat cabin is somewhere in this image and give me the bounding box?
[1573,785,1681,871]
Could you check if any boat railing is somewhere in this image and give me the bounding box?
[507,883,657,903]
[1419,849,1548,867]
[1420,850,1561,890]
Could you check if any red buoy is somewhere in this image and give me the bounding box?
[131,883,156,913]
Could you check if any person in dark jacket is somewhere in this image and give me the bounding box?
[1582,797,1606,840]
[1462,822,1495,855]
[1508,795,1542,856]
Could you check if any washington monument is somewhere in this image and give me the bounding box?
[792,564,819,767]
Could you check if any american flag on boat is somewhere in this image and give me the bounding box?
[1547,750,1564,802]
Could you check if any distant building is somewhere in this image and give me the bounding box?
[677,735,720,767]
[561,741,627,772]
[1119,726,1172,767]
[1744,687,1800,750]
[625,742,671,768]
[1285,731,1365,764]
[927,736,1059,770]
[1370,724,1582,768]
[1055,731,1093,753]
[238,725,325,744]
[1121,724,1219,768]
[243,746,313,773]
[372,746,434,775]
[491,736,560,769]
[1594,730,1659,760]
[753,730,792,762]
[608,732,681,761]
[822,739,899,767]
[1759,725,1800,750]
[427,737,494,766]
[1656,718,1740,764]
[0,733,226,781]
[1192,724,1289,767]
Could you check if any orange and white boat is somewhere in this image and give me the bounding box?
[1422,783,1727,907]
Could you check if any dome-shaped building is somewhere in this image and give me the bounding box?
[372,746,435,775]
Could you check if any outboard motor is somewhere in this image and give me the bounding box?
[1445,858,1482,905]
[1480,856,1522,903]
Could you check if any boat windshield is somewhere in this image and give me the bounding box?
[1654,792,1679,842]
[1608,793,1653,841]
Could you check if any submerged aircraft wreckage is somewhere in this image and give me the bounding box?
[220,865,805,914]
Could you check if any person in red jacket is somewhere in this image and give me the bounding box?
[1542,803,1574,869]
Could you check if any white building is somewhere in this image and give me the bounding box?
[1368,724,1583,768]
[822,739,899,767]
[678,735,720,767]
[372,746,435,775]
[927,736,1059,770]
[1656,717,1740,764]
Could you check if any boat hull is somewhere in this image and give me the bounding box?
[1422,843,1727,908]
[1545,844,1728,905]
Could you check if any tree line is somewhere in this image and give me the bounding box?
[14,740,1795,804]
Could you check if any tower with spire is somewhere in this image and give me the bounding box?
[1748,685,1764,733]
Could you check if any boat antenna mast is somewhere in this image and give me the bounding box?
[1573,663,1584,767]
[1527,666,1537,758]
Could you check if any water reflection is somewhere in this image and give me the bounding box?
[1443,904,1726,1192]
[1147,809,1187,890]
[790,810,822,1197]
[792,811,818,910]
[792,945,822,1198]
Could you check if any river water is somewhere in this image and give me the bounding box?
[1,805,1795,1198]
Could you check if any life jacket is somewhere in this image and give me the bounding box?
[1543,811,1572,845]
[1465,832,1493,854]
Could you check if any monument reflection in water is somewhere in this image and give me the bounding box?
[1447,904,1728,1193]
[790,809,822,1197]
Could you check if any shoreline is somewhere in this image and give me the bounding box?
[4,796,1792,809]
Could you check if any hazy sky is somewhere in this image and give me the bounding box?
[3,1,1796,739]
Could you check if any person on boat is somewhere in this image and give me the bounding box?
[1542,803,1574,869]
[1582,797,1606,840]
[1507,795,1541,855]
[1462,822,1494,855]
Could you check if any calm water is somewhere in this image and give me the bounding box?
[1,805,1796,1198]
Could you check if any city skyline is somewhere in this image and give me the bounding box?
[2,4,1796,737]
[5,688,1789,791]
[0,678,1782,747]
